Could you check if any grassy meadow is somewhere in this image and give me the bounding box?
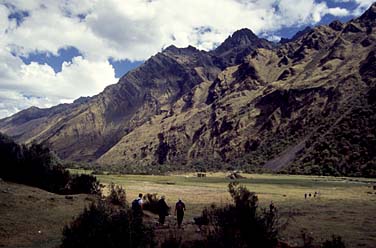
[1,171,375,248]
[79,171,376,247]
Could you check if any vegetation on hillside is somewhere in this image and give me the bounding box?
[65,90,376,178]
[0,132,100,194]
[289,90,376,177]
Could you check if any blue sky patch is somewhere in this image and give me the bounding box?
[8,9,29,26]
[20,47,82,73]
[109,59,144,78]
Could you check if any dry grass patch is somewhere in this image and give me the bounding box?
[0,180,96,248]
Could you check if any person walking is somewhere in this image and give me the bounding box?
[132,193,143,211]
[175,198,186,228]
[269,201,275,212]
[132,193,143,223]
[158,195,170,225]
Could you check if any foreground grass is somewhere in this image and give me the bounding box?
[0,180,96,248]
[78,171,376,248]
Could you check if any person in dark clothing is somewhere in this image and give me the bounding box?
[158,195,169,225]
[132,193,143,209]
[132,193,143,224]
[175,198,186,228]
[269,201,275,212]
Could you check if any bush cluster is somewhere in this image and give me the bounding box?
[0,133,100,194]
[204,182,279,248]
[61,185,154,248]
[107,182,127,208]
[142,193,161,215]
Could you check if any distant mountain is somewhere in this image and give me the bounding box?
[1,3,375,177]
[211,28,273,68]
[280,26,312,44]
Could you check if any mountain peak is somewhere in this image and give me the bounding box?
[231,28,258,41]
[164,45,179,53]
[163,44,199,56]
[215,28,258,53]
[210,28,272,68]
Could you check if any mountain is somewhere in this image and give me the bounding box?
[211,28,273,68]
[1,4,375,176]
[280,26,313,44]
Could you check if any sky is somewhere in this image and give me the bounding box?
[0,0,374,119]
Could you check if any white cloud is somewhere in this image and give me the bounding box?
[0,0,356,118]
[0,51,117,119]
[265,34,282,42]
[277,0,350,25]
[352,0,375,15]
[2,0,353,60]
[18,57,116,98]
[0,89,54,118]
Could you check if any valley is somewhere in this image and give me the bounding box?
[0,2,376,248]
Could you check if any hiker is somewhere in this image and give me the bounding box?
[132,193,144,223]
[304,193,307,199]
[132,193,143,210]
[158,195,170,225]
[269,201,275,212]
[175,198,186,228]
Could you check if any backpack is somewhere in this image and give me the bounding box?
[132,199,140,210]
[176,202,184,211]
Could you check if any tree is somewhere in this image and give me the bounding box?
[200,182,280,248]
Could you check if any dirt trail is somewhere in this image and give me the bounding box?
[143,211,206,247]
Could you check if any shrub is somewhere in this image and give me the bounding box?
[61,198,154,248]
[195,182,280,248]
[194,207,210,227]
[68,174,101,195]
[142,193,161,214]
[107,183,127,207]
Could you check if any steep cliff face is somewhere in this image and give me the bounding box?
[1,4,375,176]
[0,44,222,162]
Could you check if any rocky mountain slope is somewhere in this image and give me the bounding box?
[1,4,375,176]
